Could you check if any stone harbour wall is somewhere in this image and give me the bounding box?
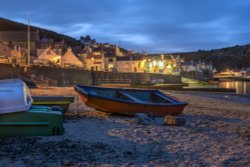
[0,63,182,86]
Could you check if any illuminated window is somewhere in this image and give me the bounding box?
[108,64,114,69]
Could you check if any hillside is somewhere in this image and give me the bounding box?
[176,45,250,71]
[0,17,79,46]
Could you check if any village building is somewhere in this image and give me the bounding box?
[77,46,91,69]
[0,42,11,63]
[10,45,26,65]
[196,60,213,71]
[81,43,126,71]
[84,45,105,71]
[80,35,96,47]
[234,69,247,77]
[37,37,67,56]
[61,48,83,67]
[142,54,182,74]
[214,69,249,78]
[171,55,182,74]
[34,47,61,65]
[116,55,145,73]
[114,45,124,57]
[116,56,134,73]
[0,42,26,64]
[181,60,213,73]
[181,61,196,72]
[143,55,162,73]
[104,49,117,72]
[85,52,104,71]
[85,53,104,71]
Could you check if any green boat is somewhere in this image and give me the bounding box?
[0,106,64,138]
[32,96,74,112]
[0,78,64,138]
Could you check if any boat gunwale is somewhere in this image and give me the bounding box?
[74,85,188,107]
[32,96,75,103]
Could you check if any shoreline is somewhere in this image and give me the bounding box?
[169,90,250,104]
[0,87,249,166]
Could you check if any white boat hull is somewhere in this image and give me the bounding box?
[0,78,33,114]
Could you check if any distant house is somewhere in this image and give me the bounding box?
[213,71,235,78]
[0,42,11,62]
[116,56,133,72]
[196,60,213,71]
[170,55,182,74]
[104,51,117,72]
[80,35,96,47]
[114,45,124,57]
[0,42,25,64]
[135,54,182,74]
[0,42,11,63]
[181,60,213,72]
[86,54,104,71]
[10,45,26,65]
[78,42,131,71]
[83,44,125,71]
[233,69,247,77]
[181,61,196,72]
[34,47,61,65]
[61,48,83,67]
[37,37,67,56]
[117,55,145,73]
[89,46,105,71]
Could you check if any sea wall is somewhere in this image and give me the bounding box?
[181,70,213,81]
[0,63,182,86]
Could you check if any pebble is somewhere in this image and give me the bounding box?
[135,113,151,125]
[164,115,186,126]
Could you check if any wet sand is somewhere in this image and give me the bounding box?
[0,87,249,166]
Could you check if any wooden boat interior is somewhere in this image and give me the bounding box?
[80,86,178,104]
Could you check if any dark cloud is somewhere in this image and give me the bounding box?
[1,0,250,53]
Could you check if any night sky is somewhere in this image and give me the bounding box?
[1,0,250,53]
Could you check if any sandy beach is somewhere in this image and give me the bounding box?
[0,87,249,167]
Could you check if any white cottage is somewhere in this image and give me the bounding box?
[34,47,61,65]
[61,48,83,67]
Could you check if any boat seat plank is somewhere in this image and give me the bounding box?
[152,92,177,104]
[117,91,144,103]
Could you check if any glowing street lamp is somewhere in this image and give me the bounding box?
[153,61,157,66]
[159,61,164,69]
[149,63,152,68]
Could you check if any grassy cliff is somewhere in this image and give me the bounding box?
[0,17,79,46]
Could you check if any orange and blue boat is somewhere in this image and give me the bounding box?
[74,85,188,116]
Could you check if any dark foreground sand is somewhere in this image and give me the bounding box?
[0,87,249,167]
